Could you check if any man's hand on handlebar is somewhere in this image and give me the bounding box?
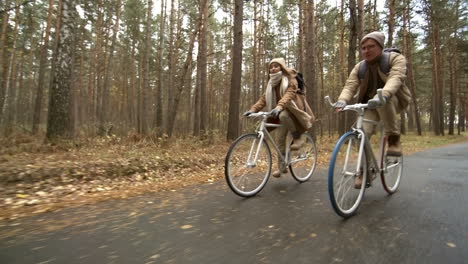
[334,101,347,112]
[367,95,387,109]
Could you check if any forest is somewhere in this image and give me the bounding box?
[0,0,467,141]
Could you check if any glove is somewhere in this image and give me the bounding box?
[367,95,387,109]
[270,108,282,118]
[334,101,347,109]
[243,110,254,117]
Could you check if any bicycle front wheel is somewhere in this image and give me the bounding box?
[328,132,367,218]
[289,133,317,182]
[381,154,403,195]
[225,133,272,197]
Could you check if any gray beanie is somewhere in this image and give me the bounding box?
[361,31,385,48]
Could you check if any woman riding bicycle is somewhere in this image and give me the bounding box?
[243,58,314,178]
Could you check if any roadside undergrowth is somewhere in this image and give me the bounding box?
[0,131,466,221]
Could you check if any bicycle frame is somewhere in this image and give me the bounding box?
[247,112,292,168]
[351,109,386,177]
[326,89,388,178]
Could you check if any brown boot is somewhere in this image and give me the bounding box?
[354,175,363,189]
[291,133,306,151]
[387,135,402,156]
[272,170,282,178]
[272,167,288,178]
[273,156,288,177]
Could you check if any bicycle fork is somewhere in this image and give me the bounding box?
[246,131,265,168]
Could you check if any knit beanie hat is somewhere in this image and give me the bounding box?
[361,31,385,48]
[269,58,288,71]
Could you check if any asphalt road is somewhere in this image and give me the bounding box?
[1,142,467,264]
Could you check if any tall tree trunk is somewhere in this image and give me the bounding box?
[0,3,20,136]
[100,0,122,134]
[227,0,243,140]
[0,0,11,114]
[46,0,77,140]
[141,0,153,135]
[387,0,395,47]
[372,0,378,29]
[348,0,358,73]
[386,0,406,134]
[305,0,317,135]
[165,0,177,134]
[403,0,422,135]
[449,0,460,135]
[155,0,166,134]
[357,0,364,58]
[95,0,105,133]
[166,1,205,137]
[32,0,54,134]
[194,0,209,136]
[298,0,305,73]
[252,0,260,105]
[337,0,347,135]
[430,17,443,136]
[345,0,358,132]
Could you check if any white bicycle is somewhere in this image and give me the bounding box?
[225,111,318,197]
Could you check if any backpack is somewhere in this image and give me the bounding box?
[295,72,306,94]
[357,48,402,80]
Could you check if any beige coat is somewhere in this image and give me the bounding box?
[250,72,315,132]
[338,52,412,111]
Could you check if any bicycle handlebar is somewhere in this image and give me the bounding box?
[325,89,384,111]
[247,111,273,118]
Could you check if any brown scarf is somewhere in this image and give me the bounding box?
[363,56,385,103]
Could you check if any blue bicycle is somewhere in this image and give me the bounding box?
[324,89,403,218]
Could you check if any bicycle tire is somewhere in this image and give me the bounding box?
[225,133,272,197]
[328,132,367,218]
[381,148,403,195]
[289,133,318,182]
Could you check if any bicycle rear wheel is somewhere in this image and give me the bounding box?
[328,132,367,218]
[225,133,272,197]
[289,133,317,182]
[381,154,403,195]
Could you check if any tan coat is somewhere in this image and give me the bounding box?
[338,52,412,111]
[250,72,315,131]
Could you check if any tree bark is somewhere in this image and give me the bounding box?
[403,0,422,135]
[357,0,364,58]
[0,0,11,114]
[166,1,205,137]
[155,0,166,134]
[100,0,122,134]
[337,0,346,135]
[165,0,177,134]
[46,0,77,140]
[387,0,395,47]
[141,0,153,135]
[194,0,209,136]
[305,0,317,134]
[449,0,460,135]
[227,0,243,140]
[32,0,54,134]
[0,3,20,136]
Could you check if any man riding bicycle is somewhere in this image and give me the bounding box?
[334,31,412,187]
